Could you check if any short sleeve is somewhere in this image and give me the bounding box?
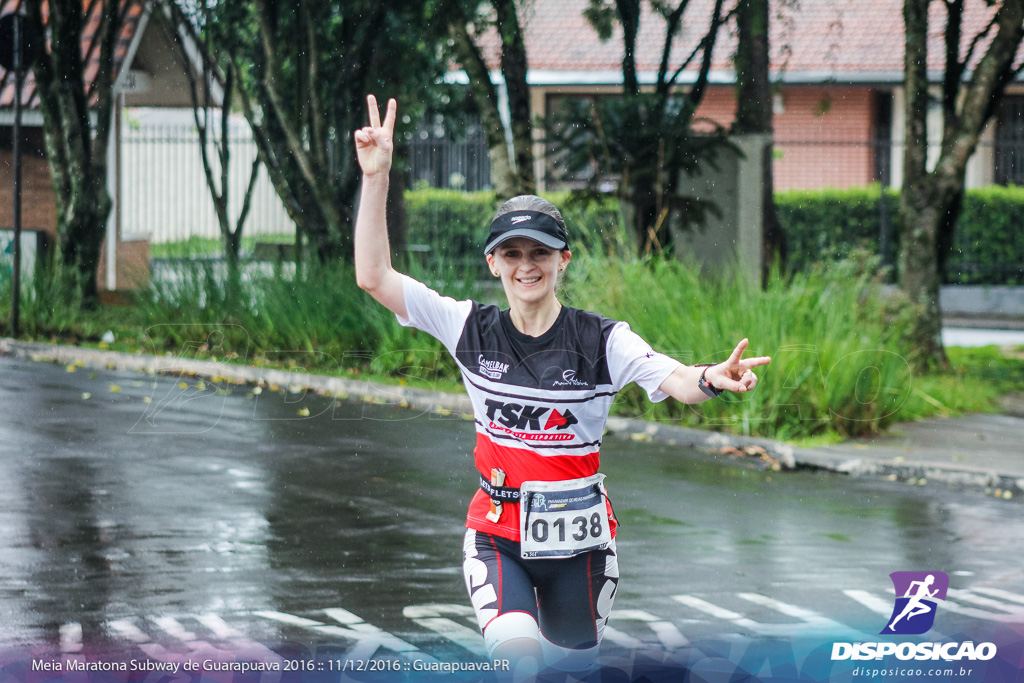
[605,321,684,403]
[396,274,474,354]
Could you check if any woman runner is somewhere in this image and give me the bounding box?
[353,95,771,674]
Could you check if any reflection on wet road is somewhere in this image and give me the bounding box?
[1,354,1022,661]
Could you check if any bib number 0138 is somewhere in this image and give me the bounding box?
[519,474,612,559]
[529,512,604,543]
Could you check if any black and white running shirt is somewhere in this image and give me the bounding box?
[397,275,682,541]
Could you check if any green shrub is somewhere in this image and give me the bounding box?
[402,188,629,268]
[951,185,1024,284]
[776,185,1024,285]
[0,251,86,338]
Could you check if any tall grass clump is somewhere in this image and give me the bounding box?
[134,257,465,387]
[563,250,923,440]
[0,252,87,338]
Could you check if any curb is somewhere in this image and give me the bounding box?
[1,338,1019,496]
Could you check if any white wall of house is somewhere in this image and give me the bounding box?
[120,108,294,246]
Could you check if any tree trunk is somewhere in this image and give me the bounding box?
[900,0,1024,368]
[493,0,536,194]
[62,177,111,302]
[27,0,122,305]
[900,0,948,367]
[617,0,641,97]
[733,0,785,284]
[899,181,949,366]
[449,21,517,198]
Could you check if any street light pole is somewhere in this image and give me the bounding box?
[2,11,39,338]
[12,12,22,338]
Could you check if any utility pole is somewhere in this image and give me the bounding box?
[1,11,40,338]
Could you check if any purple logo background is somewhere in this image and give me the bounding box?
[880,571,949,635]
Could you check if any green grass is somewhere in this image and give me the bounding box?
[150,233,296,259]
[2,251,1021,443]
[562,251,1022,439]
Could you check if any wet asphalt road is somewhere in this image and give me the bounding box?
[1,353,1022,662]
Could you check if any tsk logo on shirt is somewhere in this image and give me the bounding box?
[478,355,510,380]
[484,399,578,441]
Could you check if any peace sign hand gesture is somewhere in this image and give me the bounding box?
[704,338,771,393]
[354,94,397,177]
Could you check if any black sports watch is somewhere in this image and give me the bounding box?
[695,364,724,398]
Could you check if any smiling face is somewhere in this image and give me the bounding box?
[486,237,571,307]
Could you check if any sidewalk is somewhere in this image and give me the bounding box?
[2,336,1023,497]
[793,414,1024,496]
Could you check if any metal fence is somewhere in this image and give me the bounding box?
[121,117,493,249]
[406,121,492,191]
[120,120,294,247]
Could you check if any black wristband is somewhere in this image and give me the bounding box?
[696,364,724,398]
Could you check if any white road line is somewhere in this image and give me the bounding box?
[738,593,862,634]
[255,609,437,664]
[107,619,173,659]
[843,589,893,616]
[196,613,285,667]
[946,589,1024,622]
[402,604,487,658]
[254,611,319,628]
[59,623,83,654]
[108,619,153,644]
[322,608,438,663]
[970,586,1024,605]
[152,616,197,642]
[674,594,867,637]
[673,595,745,621]
[196,614,245,640]
[611,610,690,650]
[601,625,645,649]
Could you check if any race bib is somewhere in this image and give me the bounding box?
[519,474,611,559]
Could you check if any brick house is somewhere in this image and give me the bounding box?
[0,0,202,294]
[479,0,1021,193]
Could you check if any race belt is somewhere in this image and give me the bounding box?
[479,472,521,502]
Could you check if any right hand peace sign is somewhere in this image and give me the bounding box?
[354,94,397,177]
[703,338,771,393]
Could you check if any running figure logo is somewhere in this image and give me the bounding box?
[881,571,949,635]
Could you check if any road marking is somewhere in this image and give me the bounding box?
[108,619,174,659]
[196,613,245,640]
[673,594,868,637]
[971,586,1024,605]
[59,623,83,654]
[738,593,863,634]
[611,610,690,650]
[194,613,285,666]
[673,595,744,621]
[602,625,645,649]
[843,589,893,615]
[152,616,197,642]
[255,609,438,663]
[946,589,1024,623]
[402,604,487,658]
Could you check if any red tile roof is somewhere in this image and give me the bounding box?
[479,0,1007,84]
[0,0,145,109]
